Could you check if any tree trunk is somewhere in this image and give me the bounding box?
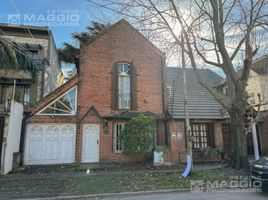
[229,107,249,170]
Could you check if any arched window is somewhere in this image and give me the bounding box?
[117,63,131,109]
[112,62,137,110]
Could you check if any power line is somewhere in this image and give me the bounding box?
[7,0,34,38]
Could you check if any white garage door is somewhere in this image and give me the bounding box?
[24,124,76,165]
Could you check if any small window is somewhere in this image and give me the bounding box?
[0,85,30,105]
[38,87,77,115]
[113,123,125,153]
[191,123,213,149]
[24,87,30,105]
[118,63,131,109]
[28,50,39,60]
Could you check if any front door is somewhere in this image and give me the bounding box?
[0,117,4,165]
[82,124,100,163]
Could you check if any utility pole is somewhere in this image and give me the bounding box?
[252,94,261,160]
[181,34,193,172]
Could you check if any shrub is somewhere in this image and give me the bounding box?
[121,115,155,157]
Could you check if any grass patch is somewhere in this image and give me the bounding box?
[62,169,231,195]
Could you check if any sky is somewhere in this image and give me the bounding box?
[0,0,267,77]
[0,0,116,48]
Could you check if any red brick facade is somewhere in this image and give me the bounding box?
[169,120,224,164]
[27,19,165,164]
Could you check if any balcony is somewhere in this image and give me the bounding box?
[0,69,33,84]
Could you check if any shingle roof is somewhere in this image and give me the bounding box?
[166,67,224,119]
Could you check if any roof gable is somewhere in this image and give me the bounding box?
[79,106,103,122]
[82,19,164,56]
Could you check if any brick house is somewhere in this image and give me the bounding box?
[166,68,226,163]
[22,19,167,165]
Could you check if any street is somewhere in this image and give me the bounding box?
[81,191,268,200]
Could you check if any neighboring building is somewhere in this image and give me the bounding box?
[0,24,62,174]
[218,56,268,156]
[0,23,63,100]
[166,68,226,163]
[23,19,166,165]
[247,56,268,155]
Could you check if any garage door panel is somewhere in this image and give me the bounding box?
[25,124,76,165]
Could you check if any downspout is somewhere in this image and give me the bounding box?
[161,54,169,146]
[19,111,31,166]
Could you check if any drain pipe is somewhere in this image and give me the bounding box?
[19,111,31,166]
[161,54,169,146]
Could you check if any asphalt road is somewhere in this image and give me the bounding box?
[77,191,268,200]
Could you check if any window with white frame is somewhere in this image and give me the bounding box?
[118,63,131,109]
[38,87,77,115]
[113,123,125,153]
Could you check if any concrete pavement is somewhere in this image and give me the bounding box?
[20,191,268,200]
[99,192,268,200]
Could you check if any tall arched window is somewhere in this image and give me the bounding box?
[117,63,131,109]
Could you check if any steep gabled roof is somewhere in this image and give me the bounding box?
[79,106,104,122]
[31,76,80,115]
[82,19,164,56]
[166,67,224,119]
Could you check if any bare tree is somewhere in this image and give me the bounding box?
[87,0,268,170]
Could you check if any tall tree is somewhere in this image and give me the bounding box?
[88,0,268,170]
[58,21,110,70]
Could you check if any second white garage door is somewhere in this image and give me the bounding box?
[24,124,76,165]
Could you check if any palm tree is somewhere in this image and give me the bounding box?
[0,34,36,79]
[0,35,18,68]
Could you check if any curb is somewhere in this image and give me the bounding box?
[18,189,190,200]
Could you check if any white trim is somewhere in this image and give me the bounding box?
[37,86,77,116]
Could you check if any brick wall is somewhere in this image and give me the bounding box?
[76,20,164,163]
[79,20,164,116]
[169,120,224,164]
